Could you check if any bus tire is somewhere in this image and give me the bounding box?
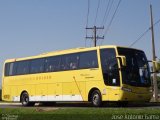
[21,92,35,107]
[91,90,102,107]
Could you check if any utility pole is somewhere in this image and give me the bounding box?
[150,4,158,102]
[86,26,104,47]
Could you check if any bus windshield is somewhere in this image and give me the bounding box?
[118,47,151,87]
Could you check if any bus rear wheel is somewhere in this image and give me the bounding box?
[21,92,35,106]
[91,90,102,107]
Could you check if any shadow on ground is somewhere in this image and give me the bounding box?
[36,102,160,108]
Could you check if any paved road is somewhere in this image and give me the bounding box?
[0,102,160,109]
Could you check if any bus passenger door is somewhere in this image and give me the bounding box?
[100,48,121,101]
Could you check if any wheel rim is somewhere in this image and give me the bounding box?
[92,93,99,105]
[22,94,29,105]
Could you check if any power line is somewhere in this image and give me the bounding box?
[94,0,100,25]
[86,26,104,47]
[101,0,114,27]
[85,0,90,47]
[86,0,90,27]
[154,18,160,26]
[98,0,114,36]
[103,0,122,36]
[100,0,111,26]
[129,28,150,47]
[85,0,104,47]
[129,18,160,47]
[101,0,122,45]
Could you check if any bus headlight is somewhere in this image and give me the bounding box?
[121,87,132,92]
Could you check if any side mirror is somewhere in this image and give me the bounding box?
[117,55,126,67]
[153,61,160,72]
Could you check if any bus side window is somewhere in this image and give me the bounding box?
[4,62,17,76]
[66,54,79,70]
[5,63,10,76]
[45,56,61,72]
[60,53,79,71]
[79,51,98,69]
[30,59,45,74]
[16,61,29,75]
[60,55,67,70]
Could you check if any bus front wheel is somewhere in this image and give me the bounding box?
[91,90,102,107]
[21,92,35,107]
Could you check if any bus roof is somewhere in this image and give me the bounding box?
[4,45,142,63]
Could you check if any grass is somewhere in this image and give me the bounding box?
[0,107,160,120]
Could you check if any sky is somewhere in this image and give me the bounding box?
[0,0,160,88]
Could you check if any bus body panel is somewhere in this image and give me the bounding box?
[2,68,105,102]
[2,45,152,104]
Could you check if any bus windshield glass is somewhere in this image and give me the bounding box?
[100,48,120,86]
[118,47,151,87]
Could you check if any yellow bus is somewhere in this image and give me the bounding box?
[2,45,158,107]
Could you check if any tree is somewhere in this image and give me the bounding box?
[157,76,160,93]
[157,60,160,90]
[158,60,160,72]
